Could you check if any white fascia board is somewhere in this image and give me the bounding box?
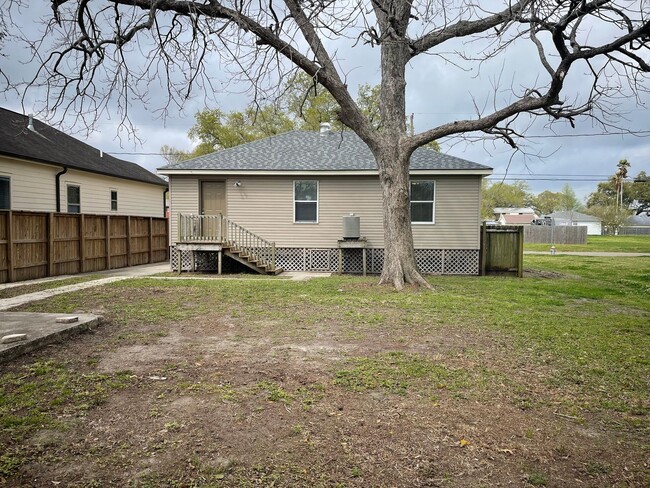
[158,169,493,176]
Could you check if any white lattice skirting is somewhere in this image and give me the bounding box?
[170,247,479,275]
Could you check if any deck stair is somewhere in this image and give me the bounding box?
[177,214,282,275]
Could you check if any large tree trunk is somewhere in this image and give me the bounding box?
[371,1,430,290]
[375,144,432,290]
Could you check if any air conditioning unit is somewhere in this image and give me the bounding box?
[342,213,360,240]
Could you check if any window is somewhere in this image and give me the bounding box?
[410,180,435,223]
[67,185,80,213]
[0,177,9,210]
[111,190,118,211]
[294,180,318,223]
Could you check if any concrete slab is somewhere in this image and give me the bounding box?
[0,312,101,364]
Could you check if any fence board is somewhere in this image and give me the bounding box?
[0,210,168,284]
[524,225,587,244]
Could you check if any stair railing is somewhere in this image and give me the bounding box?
[223,217,276,272]
[178,214,276,271]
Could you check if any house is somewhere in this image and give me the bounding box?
[0,107,167,216]
[549,211,602,235]
[497,213,538,225]
[157,127,492,275]
[494,207,538,225]
[621,213,650,235]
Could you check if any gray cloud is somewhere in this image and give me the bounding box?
[1,2,648,201]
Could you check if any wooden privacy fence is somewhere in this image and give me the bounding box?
[0,211,168,284]
[481,225,524,277]
[524,225,587,244]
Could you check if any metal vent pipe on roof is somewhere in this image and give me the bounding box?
[319,122,331,134]
[27,114,35,132]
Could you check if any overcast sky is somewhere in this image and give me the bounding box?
[1,1,649,204]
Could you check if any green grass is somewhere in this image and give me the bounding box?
[13,254,650,419]
[334,351,468,395]
[524,234,650,253]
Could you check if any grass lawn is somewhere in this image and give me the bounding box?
[1,255,648,487]
[524,234,650,252]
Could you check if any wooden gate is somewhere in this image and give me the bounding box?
[480,224,524,277]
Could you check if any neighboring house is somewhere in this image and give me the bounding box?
[158,127,493,275]
[621,213,650,235]
[493,207,537,218]
[497,213,538,225]
[549,211,602,235]
[0,107,168,216]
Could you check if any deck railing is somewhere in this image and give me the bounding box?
[177,214,276,272]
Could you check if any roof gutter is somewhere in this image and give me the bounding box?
[55,166,68,213]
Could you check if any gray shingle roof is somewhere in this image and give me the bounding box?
[0,107,167,187]
[158,130,491,172]
[549,211,601,222]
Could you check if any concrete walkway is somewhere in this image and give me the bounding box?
[0,265,331,311]
[0,263,170,311]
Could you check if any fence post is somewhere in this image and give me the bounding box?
[480,223,487,276]
[126,215,132,267]
[148,217,154,264]
[271,243,276,271]
[517,226,524,278]
[7,211,14,283]
[79,214,85,273]
[106,215,111,270]
[48,213,55,277]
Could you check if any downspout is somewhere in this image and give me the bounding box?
[55,166,68,213]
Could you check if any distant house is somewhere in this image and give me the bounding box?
[0,107,167,217]
[497,213,538,225]
[158,127,493,275]
[494,207,538,225]
[549,211,602,236]
[621,213,650,235]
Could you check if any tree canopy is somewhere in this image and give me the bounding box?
[6,0,650,288]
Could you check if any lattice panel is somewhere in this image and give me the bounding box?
[308,249,333,271]
[172,246,478,275]
[342,249,364,273]
[415,249,444,274]
[368,248,384,274]
[275,248,306,271]
[170,248,219,271]
[442,249,479,275]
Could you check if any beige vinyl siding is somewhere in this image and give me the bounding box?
[169,175,199,244]
[0,156,58,211]
[226,175,481,249]
[0,156,165,217]
[60,169,164,217]
[169,174,483,249]
[226,175,385,248]
[412,176,481,248]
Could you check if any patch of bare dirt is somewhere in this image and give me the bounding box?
[3,293,647,487]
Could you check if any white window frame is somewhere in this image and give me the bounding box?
[293,180,319,224]
[110,189,118,212]
[0,176,10,210]
[67,184,81,214]
[410,180,436,224]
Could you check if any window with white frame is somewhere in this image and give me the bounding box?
[294,180,318,223]
[0,177,9,210]
[111,190,118,211]
[410,180,435,223]
[67,185,81,213]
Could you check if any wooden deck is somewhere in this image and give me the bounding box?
[175,214,280,275]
